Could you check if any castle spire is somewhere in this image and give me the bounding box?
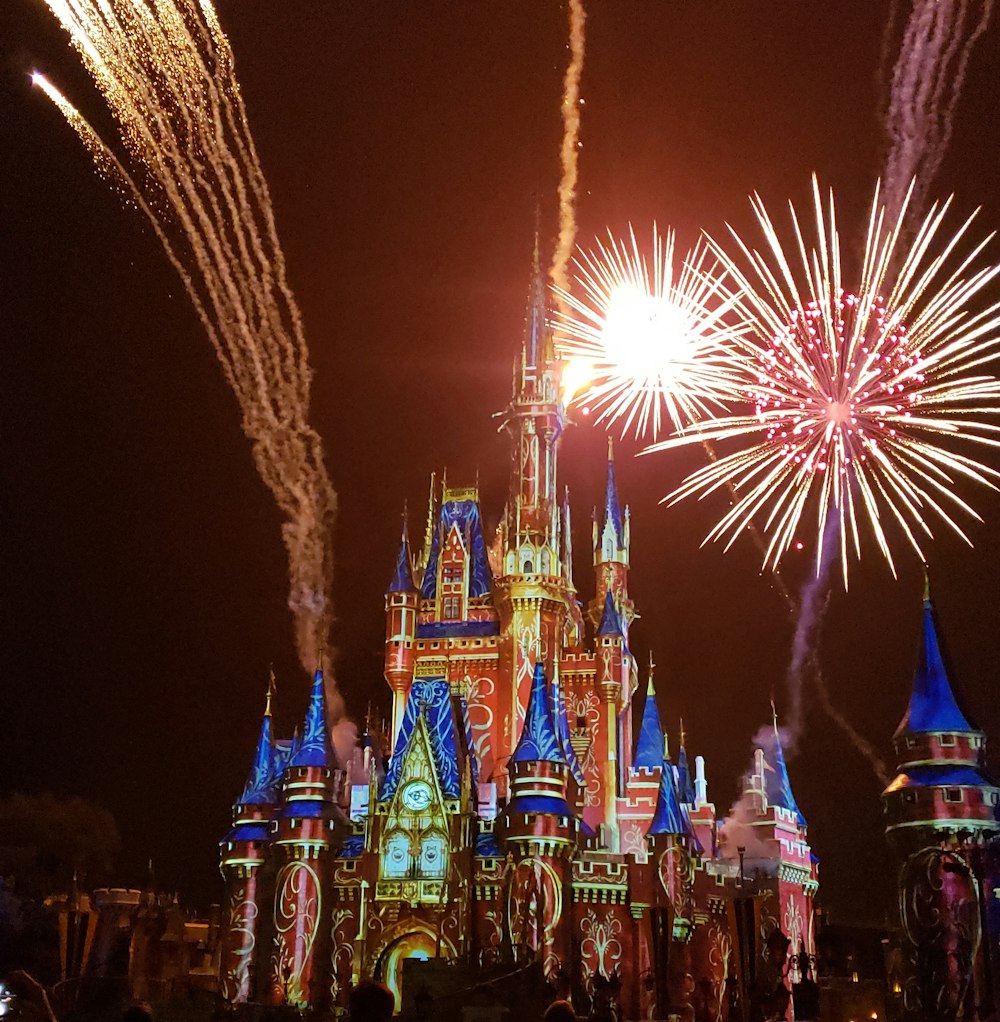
[387,508,415,593]
[895,583,974,737]
[648,753,690,837]
[239,671,280,805]
[677,718,696,805]
[290,667,338,769]
[597,437,626,555]
[634,653,665,771]
[597,589,623,637]
[511,662,567,765]
[765,707,806,827]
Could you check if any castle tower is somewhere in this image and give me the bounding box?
[595,590,626,848]
[502,661,579,980]
[494,245,568,781]
[882,586,1000,1022]
[646,750,698,1021]
[269,668,343,1009]
[219,674,281,1004]
[385,513,418,743]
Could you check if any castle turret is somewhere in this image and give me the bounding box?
[596,589,625,848]
[219,674,279,1004]
[502,661,578,978]
[385,513,417,743]
[882,586,1000,1022]
[269,668,343,1009]
[883,586,1000,844]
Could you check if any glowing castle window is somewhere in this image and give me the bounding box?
[382,831,411,878]
[418,832,447,878]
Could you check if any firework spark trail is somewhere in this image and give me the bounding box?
[549,0,586,317]
[35,0,336,674]
[653,177,1000,582]
[553,225,748,438]
[883,0,994,227]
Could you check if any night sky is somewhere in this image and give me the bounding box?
[2,2,1000,926]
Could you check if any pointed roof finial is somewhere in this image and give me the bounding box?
[647,651,656,696]
[922,565,931,604]
[265,664,275,717]
[770,696,778,730]
[679,717,687,747]
[608,434,615,461]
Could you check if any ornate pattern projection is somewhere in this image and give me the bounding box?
[272,861,320,1007]
[220,885,257,1003]
[465,674,495,766]
[507,859,563,971]
[382,679,462,800]
[329,908,355,1003]
[580,908,624,991]
[570,691,602,806]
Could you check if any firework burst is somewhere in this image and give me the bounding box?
[652,178,1000,579]
[553,225,747,439]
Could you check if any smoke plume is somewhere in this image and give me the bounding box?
[549,0,587,315]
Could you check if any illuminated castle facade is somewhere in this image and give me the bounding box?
[217,264,819,1019]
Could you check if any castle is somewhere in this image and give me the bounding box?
[216,261,819,1019]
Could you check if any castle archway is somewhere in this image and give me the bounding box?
[375,927,454,1013]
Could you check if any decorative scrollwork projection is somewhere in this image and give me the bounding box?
[220,884,257,1003]
[580,908,623,986]
[272,861,320,1007]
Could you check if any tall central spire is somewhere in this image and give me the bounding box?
[500,232,565,577]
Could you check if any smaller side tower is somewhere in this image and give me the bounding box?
[269,669,344,1009]
[882,585,1000,1022]
[501,662,580,979]
[219,675,281,1004]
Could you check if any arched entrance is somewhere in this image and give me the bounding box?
[376,929,451,1013]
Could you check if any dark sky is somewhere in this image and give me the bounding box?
[2,2,999,925]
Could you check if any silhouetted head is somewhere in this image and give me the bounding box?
[543,1000,577,1022]
[349,981,395,1022]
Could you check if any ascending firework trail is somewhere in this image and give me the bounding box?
[34,0,336,675]
[882,0,994,230]
[549,0,586,316]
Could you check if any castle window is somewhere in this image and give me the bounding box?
[418,831,448,878]
[904,792,916,804]
[382,831,411,879]
[939,734,956,747]
[443,595,461,620]
[991,793,998,806]
[944,788,962,803]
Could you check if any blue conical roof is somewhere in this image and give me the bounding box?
[597,590,623,637]
[239,703,281,805]
[511,662,566,765]
[387,519,415,593]
[603,442,624,546]
[648,759,688,837]
[764,718,806,828]
[634,675,664,771]
[552,673,585,785]
[290,669,337,769]
[895,596,975,737]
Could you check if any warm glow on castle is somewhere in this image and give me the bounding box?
[216,259,818,1018]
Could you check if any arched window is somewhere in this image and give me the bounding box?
[417,831,448,878]
[382,831,411,879]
